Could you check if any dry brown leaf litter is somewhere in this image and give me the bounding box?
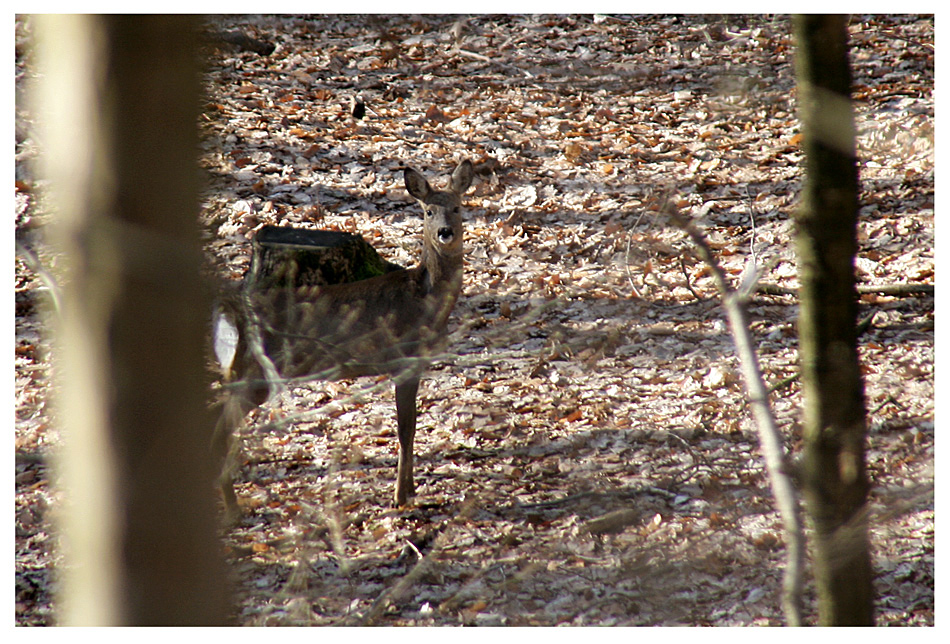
[15,15,933,626]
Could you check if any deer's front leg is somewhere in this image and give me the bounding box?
[394,377,420,506]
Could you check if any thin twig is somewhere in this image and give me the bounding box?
[357,506,467,625]
[622,233,643,298]
[669,204,805,627]
[757,282,934,298]
[15,238,63,315]
[768,373,799,394]
[679,254,704,301]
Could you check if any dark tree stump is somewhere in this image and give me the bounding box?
[247,225,403,289]
[212,225,404,387]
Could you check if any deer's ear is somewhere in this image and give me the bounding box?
[404,168,430,201]
[451,159,474,195]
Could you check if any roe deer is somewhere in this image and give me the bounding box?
[213,159,474,513]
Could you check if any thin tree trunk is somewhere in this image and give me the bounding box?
[36,15,230,625]
[792,14,874,626]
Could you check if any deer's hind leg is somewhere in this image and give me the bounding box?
[394,376,420,506]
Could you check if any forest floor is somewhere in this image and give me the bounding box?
[15,15,934,626]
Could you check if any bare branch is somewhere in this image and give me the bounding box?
[668,205,805,627]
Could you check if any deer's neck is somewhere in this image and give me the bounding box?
[419,242,463,297]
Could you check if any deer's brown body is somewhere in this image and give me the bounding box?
[214,160,474,513]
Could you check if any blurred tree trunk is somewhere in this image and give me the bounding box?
[36,15,230,625]
[792,14,874,626]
